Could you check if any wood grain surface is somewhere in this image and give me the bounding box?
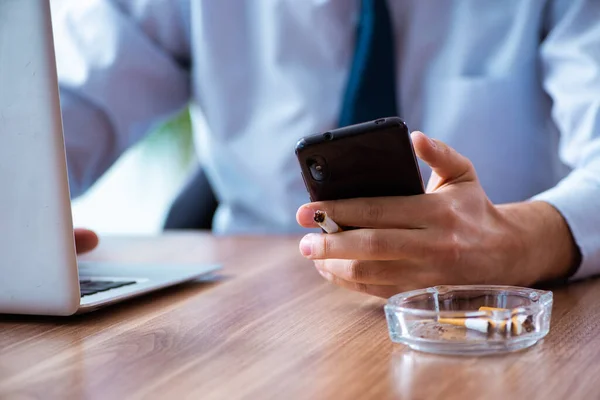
[1,233,599,400]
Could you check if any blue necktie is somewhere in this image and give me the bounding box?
[164,0,398,230]
[338,0,397,126]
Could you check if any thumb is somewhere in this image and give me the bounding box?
[411,131,477,188]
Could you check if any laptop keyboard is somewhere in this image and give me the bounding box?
[79,280,137,297]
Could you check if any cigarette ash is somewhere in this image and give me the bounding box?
[314,210,326,224]
[410,321,478,342]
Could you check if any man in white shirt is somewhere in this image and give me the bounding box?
[56,0,600,298]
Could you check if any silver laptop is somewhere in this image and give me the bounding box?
[0,0,220,316]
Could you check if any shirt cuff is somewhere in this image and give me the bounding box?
[531,168,600,281]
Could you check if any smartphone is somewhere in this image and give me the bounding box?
[295,117,425,203]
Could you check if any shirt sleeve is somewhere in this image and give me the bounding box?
[531,0,600,280]
[51,0,192,197]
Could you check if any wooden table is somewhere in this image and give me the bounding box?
[1,233,600,399]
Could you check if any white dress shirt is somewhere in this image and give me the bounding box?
[52,0,600,280]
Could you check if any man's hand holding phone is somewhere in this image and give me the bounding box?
[296,132,579,298]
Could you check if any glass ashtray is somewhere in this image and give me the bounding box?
[384,285,553,355]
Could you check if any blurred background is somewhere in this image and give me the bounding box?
[49,0,197,235]
[71,111,198,235]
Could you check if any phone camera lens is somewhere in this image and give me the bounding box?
[307,156,329,181]
[323,132,333,141]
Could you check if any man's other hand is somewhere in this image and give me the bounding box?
[74,228,99,254]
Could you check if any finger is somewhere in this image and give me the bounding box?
[411,131,477,187]
[315,267,403,298]
[299,229,429,261]
[315,259,419,285]
[296,195,440,229]
[74,228,99,254]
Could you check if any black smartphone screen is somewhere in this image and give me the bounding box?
[295,117,424,202]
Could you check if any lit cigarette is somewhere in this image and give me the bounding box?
[314,210,342,234]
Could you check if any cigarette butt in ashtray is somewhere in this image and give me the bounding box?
[510,314,529,335]
[479,306,507,312]
[437,307,533,335]
[478,306,532,335]
[478,306,509,333]
[314,210,342,234]
[437,317,490,334]
[437,316,506,335]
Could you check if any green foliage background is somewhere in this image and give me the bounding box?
[139,109,196,170]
